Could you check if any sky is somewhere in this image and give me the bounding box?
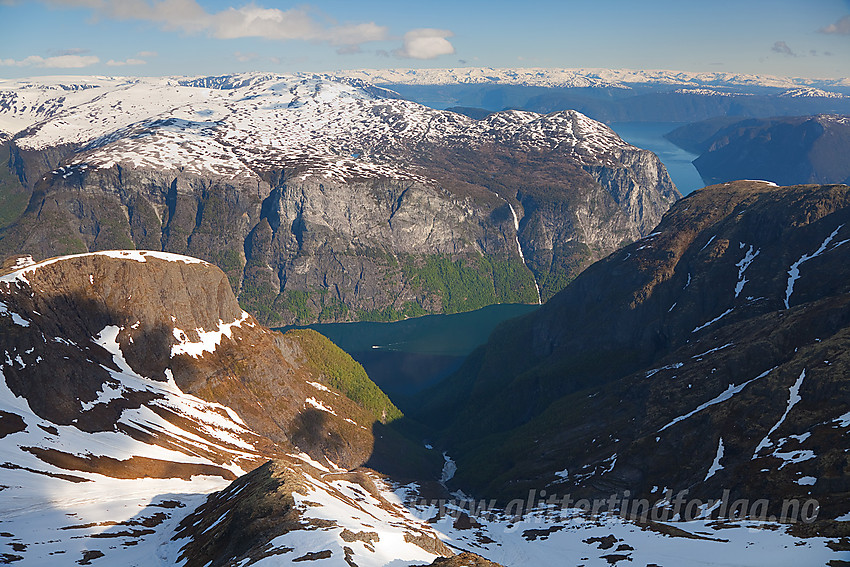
[1,0,849,79]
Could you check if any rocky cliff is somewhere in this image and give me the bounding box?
[0,74,679,324]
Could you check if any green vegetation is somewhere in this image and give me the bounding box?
[537,242,593,301]
[286,328,403,423]
[210,247,245,292]
[239,280,280,324]
[195,193,233,236]
[240,251,540,325]
[95,203,135,250]
[356,301,428,322]
[240,284,352,326]
[278,289,313,322]
[0,190,28,230]
[402,253,538,314]
[318,293,349,323]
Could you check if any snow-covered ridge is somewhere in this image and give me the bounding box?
[0,249,208,286]
[780,87,847,99]
[333,67,850,93]
[0,73,637,183]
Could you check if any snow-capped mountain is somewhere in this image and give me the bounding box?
[334,67,850,125]
[334,67,850,93]
[2,74,650,181]
[0,73,678,325]
[779,87,848,98]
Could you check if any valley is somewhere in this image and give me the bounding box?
[0,67,848,567]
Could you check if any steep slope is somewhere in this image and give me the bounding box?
[0,250,458,566]
[414,181,850,522]
[0,73,678,324]
[666,114,850,186]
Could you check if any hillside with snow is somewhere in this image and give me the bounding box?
[0,73,648,181]
[1,248,847,566]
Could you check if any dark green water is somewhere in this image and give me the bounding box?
[279,303,539,399]
[610,122,706,195]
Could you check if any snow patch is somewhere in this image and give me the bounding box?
[785,225,844,308]
[734,244,759,298]
[171,311,250,358]
[305,396,337,416]
[660,367,776,432]
[440,452,457,485]
[692,308,734,333]
[705,438,725,480]
[753,370,806,457]
[0,302,30,327]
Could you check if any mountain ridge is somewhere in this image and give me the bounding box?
[411,181,850,525]
[0,249,461,566]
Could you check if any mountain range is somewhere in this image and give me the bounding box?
[336,67,850,92]
[0,73,678,325]
[335,68,850,124]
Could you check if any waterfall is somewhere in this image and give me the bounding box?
[508,203,542,304]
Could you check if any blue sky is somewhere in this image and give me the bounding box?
[1,0,849,79]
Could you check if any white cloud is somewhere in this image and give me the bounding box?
[393,28,455,60]
[105,58,146,66]
[42,0,390,47]
[0,54,100,68]
[819,15,850,35]
[137,50,158,57]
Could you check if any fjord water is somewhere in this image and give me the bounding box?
[610,122,705,195]
[281,303,539,399]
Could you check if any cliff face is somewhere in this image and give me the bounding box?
[0,74,679,324]
[415,181,850,521]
